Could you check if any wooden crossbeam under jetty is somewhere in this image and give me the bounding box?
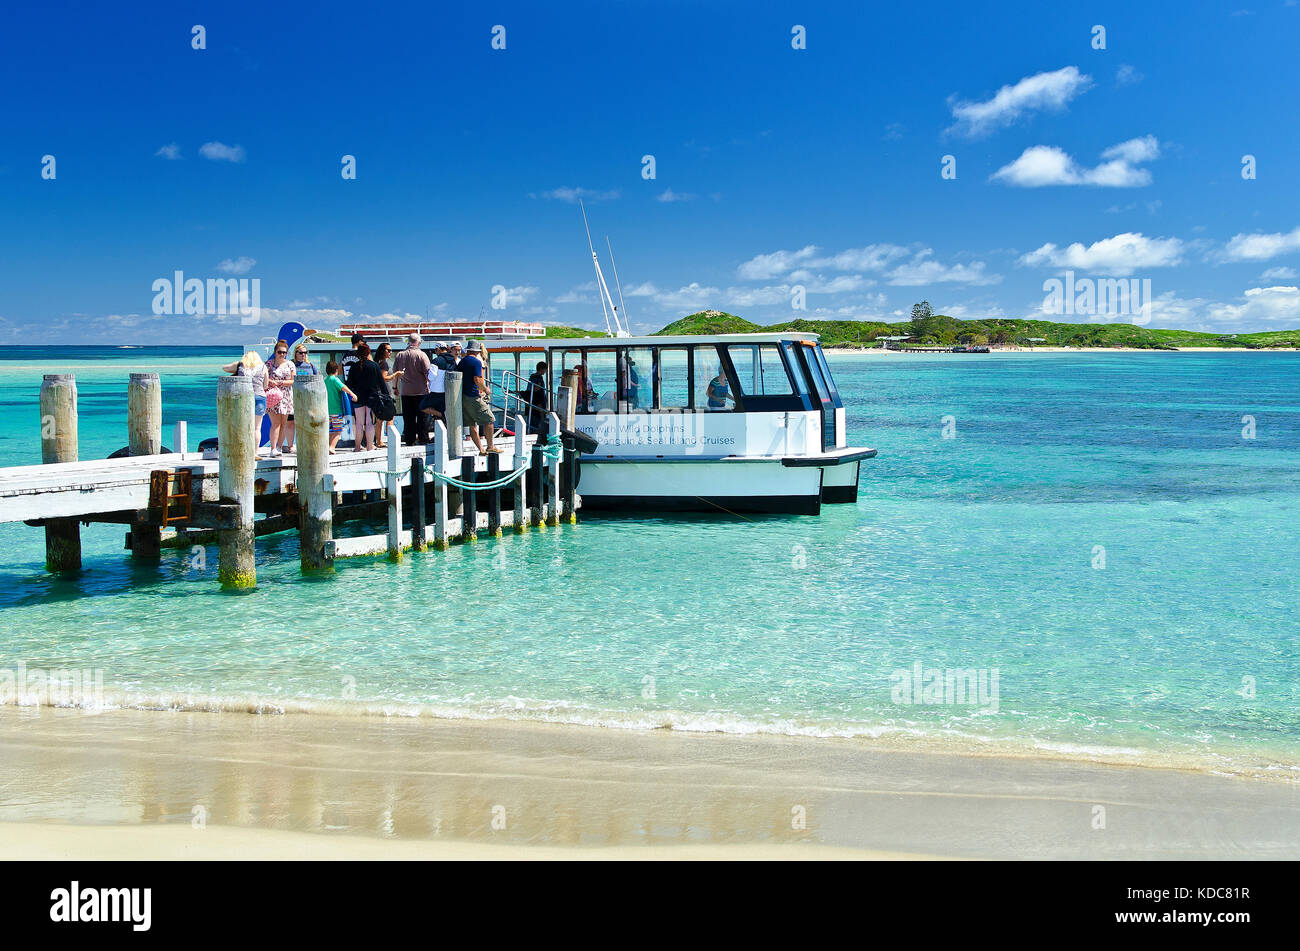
[7,373,581,588]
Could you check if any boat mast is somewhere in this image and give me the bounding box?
[605,236,631,338]
[580,199,623,337]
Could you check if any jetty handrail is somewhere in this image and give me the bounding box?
[489,369,544,426]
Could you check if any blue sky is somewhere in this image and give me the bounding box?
[1,0,1298,343]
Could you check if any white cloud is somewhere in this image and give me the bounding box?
[496,285,539,306]
[553,282,596,304]
[199,142,246,163]
[1018,233,1184,274]
[1207,285,1300,326]
[216,256,257,275]
[992,136,1160,187]
[738,243,996,287]
[530,186,620,203]
[1221,226,1300,262]
[155,143,181,160]
[656,188,696,203]
[886,255,1001,286]
[1115,64,1143,86]
[1260,266,1298,280]
[654,283,720,312]
[947,66,1092,138]
[737,246,819,280]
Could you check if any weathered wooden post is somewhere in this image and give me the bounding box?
[461,455,477,541]
[547,411,562,527]
[486,452,502,537]
[127,372,163,558]
[561,432,577,523]
[512,414,528,533]
[386,424,403,561]
[432,420,449,549]
[528,416,546,528]
[560,383,577,429]
[444,371,463,460]
[444,370,463,517]
[411,456,426,551]
[217,375,256,590]
[39,374,80,572]
[294,374,333,574]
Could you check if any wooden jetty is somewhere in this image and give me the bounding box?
[4,372,581,588]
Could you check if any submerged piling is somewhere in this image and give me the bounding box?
[294,374,333,574]
[432,419,450,550]
[216,375,256,589]
[39,374,80,572]
[127,372,162,558]
[512,414,528,533]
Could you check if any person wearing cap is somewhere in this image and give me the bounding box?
[393,332,432,445]
[419,343,454,425]
[456,340,500,454]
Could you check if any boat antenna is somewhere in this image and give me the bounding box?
[605,236,631,337]
[580,199,619,337]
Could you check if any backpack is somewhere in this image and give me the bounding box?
[368,391,396,421]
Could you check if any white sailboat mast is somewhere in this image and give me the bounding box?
[579,200,629,337]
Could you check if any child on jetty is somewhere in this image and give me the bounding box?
[325,361,356,454]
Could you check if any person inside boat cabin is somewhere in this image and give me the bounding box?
[525,360,548,432]
[706,369,733,411]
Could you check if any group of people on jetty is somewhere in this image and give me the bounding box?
[222,333,550,457]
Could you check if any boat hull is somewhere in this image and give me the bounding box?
[575,459,825,515]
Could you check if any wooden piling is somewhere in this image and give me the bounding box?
[294,374,333,574]
[432,420,449,549]
[461,455,477,541]
[386,424,403,561]
[411,457,427,551]
[528,423,545,528]
[127,372,163,558]
[486,452,502,537]
[39,373,81,572]
[547,411,562,527]
[216,375,256,589]
[512,414,528,533]
[561,432,577,523]
[444,371,463,460]
[556,383,576,430]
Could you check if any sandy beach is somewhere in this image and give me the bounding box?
[1,706,1296,860]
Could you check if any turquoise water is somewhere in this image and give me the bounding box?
[0,348,1297,776]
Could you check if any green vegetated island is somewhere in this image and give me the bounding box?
[540,308,1298,349]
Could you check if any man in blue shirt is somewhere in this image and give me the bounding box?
[457,340,500,453]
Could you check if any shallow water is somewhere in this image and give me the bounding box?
[0,348,1296,776]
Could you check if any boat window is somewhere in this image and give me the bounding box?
[581,349,618,414]
[725,344,794,396]
[695,345,734,412]
[780,342,810,397]
[656,347,691,410]
[811,344,841,403]
[621,347,653,411]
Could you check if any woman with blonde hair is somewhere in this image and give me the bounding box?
[222,350,269,452]
[263,340,296,456]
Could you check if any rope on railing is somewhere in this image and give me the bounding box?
[367,438,564,492]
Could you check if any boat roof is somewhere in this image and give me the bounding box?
[484,332,821,352]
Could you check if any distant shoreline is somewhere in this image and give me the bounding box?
[824,345,1300,355]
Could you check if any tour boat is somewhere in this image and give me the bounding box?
[484,332,875,515]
